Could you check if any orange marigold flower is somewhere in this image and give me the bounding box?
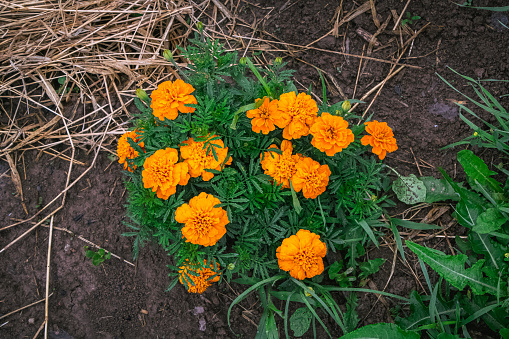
[361,120,398,160]
[175,192,229,246]
[291,157,331,199]
[117,130,144,172]
[260,140,302,189]
[276,229,327,280]
[179,259,221,294]
[150,79,198,121]
[310,113,354,156]
[142,148,190,200]
[180,136,232,181]
[277,92,318,140]
[246,97,289,134]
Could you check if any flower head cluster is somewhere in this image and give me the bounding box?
[247,97,289,134]
[142,148,190,199]
[180,136,232,181]
[175,192,228,247]
[310,113,354,156]
[277,92,318,140]
[179,260,220,294]
[361,120,398,160]
[260,140,302,189]
[291,157,331,199]
[276,229,327,280]
[150,79,197,121]
[117,130,144,172]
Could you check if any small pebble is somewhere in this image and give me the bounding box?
[140,309,148,315]
[28,318,35,324]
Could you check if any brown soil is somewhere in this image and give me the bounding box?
[1,0,508,338]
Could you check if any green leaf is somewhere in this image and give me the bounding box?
[392,174,426,205]
[339,323,420,339]
[290,307,312,337]
[406,241,498,295]
[359,258,386,279]
[457,150,502,193]
[474,208,506,234]
[419,177,460,203]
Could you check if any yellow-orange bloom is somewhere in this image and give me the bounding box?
[361,120,398,160]
[142,148,190,199]
[246,97,289,134]
[310,113,354,156]
[291,157,331,199]
[276,229,327,280]
[175,192,229,247]
[277,92,318,140]
[117,130,144,171]
[180,136,232,181]
[260,140,302,189]
[150,79,198,121]
[179,260,221,294]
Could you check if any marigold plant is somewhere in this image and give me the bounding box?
[277,92,318,140]
[361,120,398,160]
[276,229,327,280]
[121,31,399,338]
[117,130,144,172]
[150,79,197,121]
[180,136,232,181]
[291,157,331,199]
[246,97,288,134]
[175,192,228,247]
[178,259,220,294]
[310,113,354,156]
[260,140,301,189]
[142,148,190,199]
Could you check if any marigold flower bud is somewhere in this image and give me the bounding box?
[341,100,351,112]
[505,253,509,258]
[136,88,149,103]
[274,57,282,65]
[239,57,247,66]
[304,287,314,297]
[227,263,235,270]
[163,49,173,62]
[473,131,479,137]
[197,21,204,32]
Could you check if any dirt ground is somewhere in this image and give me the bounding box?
[1,0,508,338]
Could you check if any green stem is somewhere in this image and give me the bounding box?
[245,57,272,98]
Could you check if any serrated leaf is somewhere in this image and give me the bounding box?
[457,150,502,193]
[339,323,420,339]
[392,174,427,205]
[290,307,312,337]
[474,208,506,234]
[359,258,386,279]
[406,241,498,296]
[469,232,506,270]
[419,176,460,203]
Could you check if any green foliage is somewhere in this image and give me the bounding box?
[339,323,419,339]
[438,68,509,156]
[290,307,312,337]
[84,246,111,266]
[120,30,399,338]
[401,12,421,27]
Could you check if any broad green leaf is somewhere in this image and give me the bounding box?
[406,241,498,295]
[339,323,419,339]
[392,174,427,204]
[289,307,312,337]
[420,176,460,203]
[391,218,441,230]
[457,150,502,193]
[500,328,509,339]
[436,334,461,339]
[469,232,506,270]
[474,208,506,234]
